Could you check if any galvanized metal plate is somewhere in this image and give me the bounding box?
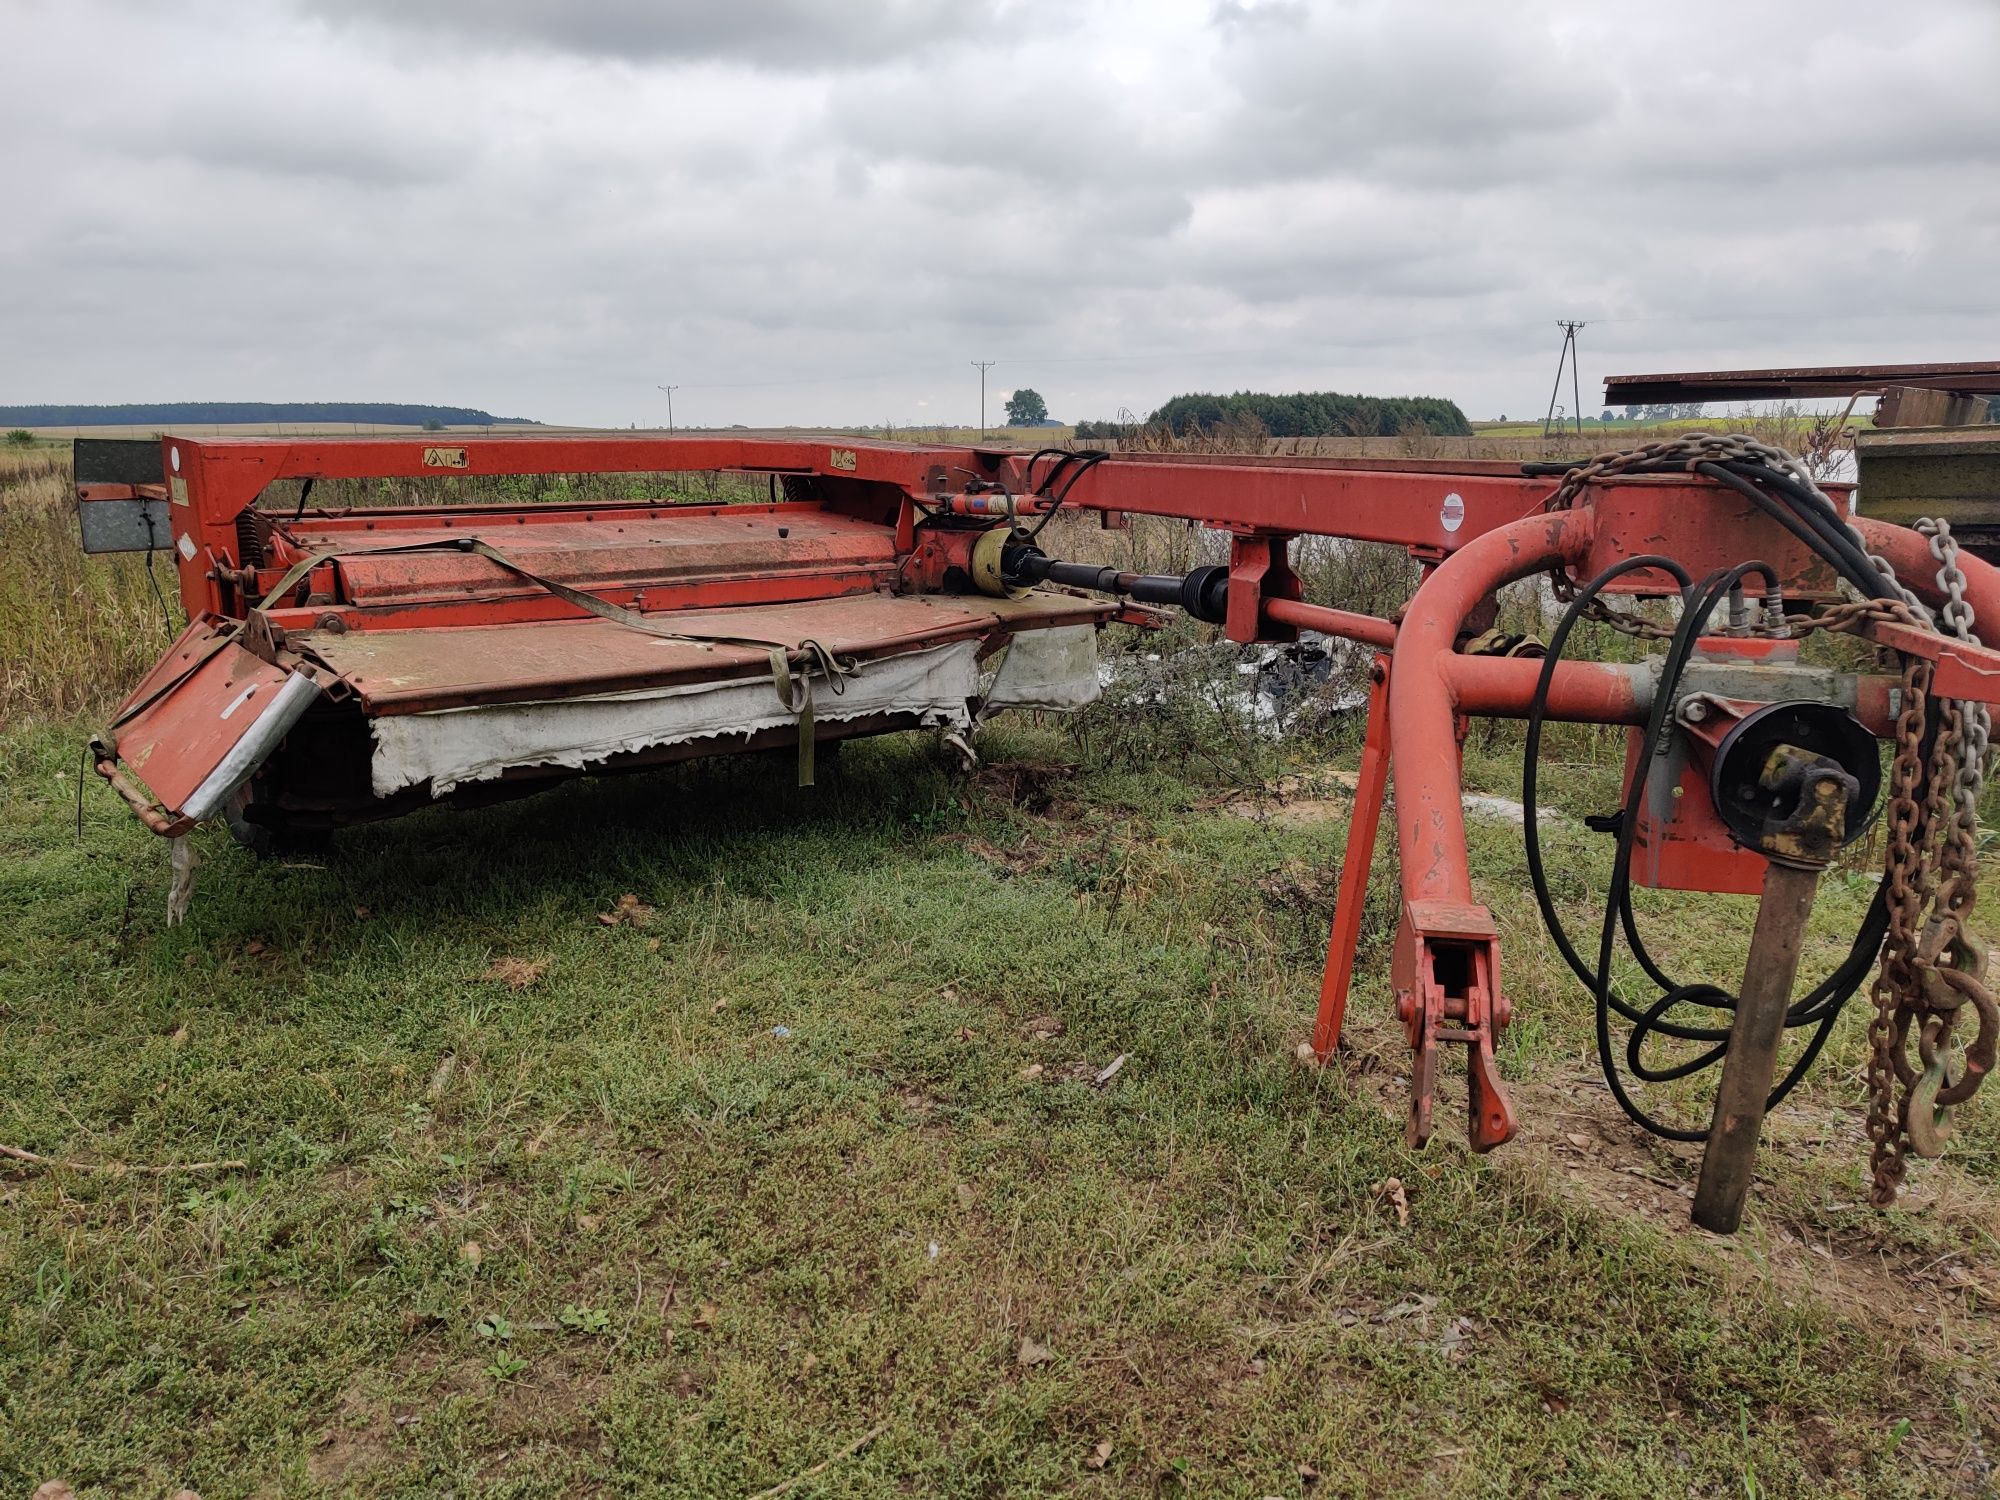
[78,496,174,554]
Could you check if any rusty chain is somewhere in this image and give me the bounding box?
[1543,435,1996,1202]
[1540,431,1828,639]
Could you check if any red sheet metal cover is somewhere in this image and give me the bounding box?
[106,622,307,817]
[297,591,1112,714]
[279,510,897,605]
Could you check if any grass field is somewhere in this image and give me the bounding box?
[2,443,1997,1497]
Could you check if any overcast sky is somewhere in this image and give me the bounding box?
[4,0,1997,427]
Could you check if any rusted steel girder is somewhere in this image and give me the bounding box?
[1606,360,2000,405]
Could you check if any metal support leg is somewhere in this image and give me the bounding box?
[1312,656,1392,1058]
[1691,860,1823,1233]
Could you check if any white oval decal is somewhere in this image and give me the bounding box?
[1440,491,1465,533]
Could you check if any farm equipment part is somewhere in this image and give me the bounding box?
[77,429,2000,1230]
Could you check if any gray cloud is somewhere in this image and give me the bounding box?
[291,0,1010,68]
[3,0,1997,428]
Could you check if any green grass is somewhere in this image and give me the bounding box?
[3,445,1996,1496]
[4,700,1996,1496]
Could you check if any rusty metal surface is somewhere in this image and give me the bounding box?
[1857,427,2000,558]
[1607,361,2000,405]
[297,590,1111,714]
[1692,859,1827,1233]
[274,509,897,606]
[1583,485,1843,600]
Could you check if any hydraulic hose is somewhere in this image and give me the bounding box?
[1523,555,1890,1140]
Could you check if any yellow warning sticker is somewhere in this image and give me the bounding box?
[423,447,470,469]
[829,448,857,472]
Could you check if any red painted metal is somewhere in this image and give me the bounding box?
[1391,512,1585,909]
[302,592,1111,715]
[1312,654,1392,1058]
[1393,897,1514,1150]
[1375,511,1584,1148]
[91,429,2000,1163]
[101,622,297,821]
[1444,654,1646,724]
[1579,482,1842,600]
[151,432,1767,619]
[270,507,895,606]
[1225,534,1302,643]
[1261,597,1398,650]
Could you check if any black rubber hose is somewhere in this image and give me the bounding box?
[1522,553,1888,1139]
[1697,461,1887,601]
[1516,454,1892,603]
[1592,563,1876,1135]
[1522,552,1692,991]
[1025,450,1108,541]
[1723,460,1902,603]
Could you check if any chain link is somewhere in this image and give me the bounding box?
[1542,438,1996,1202]
[1541,432,1819,639]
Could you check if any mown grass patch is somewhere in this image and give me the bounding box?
[5,704,1996,1497]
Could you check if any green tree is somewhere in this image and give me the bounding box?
[1004,388,1049,425]
[1150,389,1471,439]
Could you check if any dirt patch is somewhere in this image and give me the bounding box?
[489,1347,616,1449]
[1221,771,1359,828]
[1316,1004,2000,1438]
[309,1361,424,1489]
[975,761,1084,820]
[939,832,1055,877]
[1216,773,1556,829]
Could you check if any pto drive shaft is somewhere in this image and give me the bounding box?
[1000,541,1229,623]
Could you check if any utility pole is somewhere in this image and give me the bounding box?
[970,360,997,441]
[1542,322,1586,440]
[656,384,679,436]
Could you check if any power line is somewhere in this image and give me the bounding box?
[656,383,679,435]
[1543,321,1585,439]
[970,360,997,440]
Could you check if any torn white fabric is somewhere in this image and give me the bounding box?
[982,623,1101,714]
[167,835,198,926]
[369,640,982,797]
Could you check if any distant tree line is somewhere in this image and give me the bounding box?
[1145,390,1472,438]
[0,402,534,428]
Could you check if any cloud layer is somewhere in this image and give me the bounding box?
[5,0,1997,425]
